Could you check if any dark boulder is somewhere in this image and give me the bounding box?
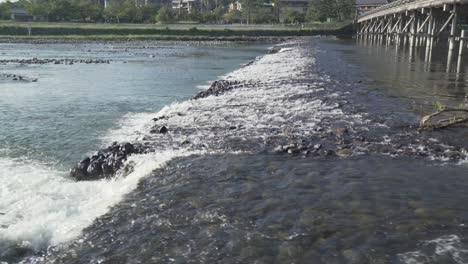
[149,126,168,134]
[268,46,282,54]
[70,142,143,181]
[193,80,241,100]
[152,116,166,122]
[159,126,168,134]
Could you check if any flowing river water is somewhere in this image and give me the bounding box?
[0,37,467,264]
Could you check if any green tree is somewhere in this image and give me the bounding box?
[141,5,158,23]
[240,0,262,24]
[224,9,240,23]
[285,10,304,24]
[156,7,173,23]
[306,0,354,22]
[188,8,202,21]
[0,1,13,20]
[71,0,102,21]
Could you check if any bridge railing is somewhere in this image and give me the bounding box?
[358,0,419,20]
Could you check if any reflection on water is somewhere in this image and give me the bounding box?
[338,36,468,113]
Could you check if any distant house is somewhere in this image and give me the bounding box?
[172,0,200,14]
[10,7,34,21]
[356,0,388,16]
[145,0,172,7]
[228,1,242,12]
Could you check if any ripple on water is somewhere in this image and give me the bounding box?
[27,154,468,264]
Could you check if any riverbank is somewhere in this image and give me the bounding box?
[0,35,290,44]
[0,22,352,41]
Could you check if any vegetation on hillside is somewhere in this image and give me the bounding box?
[0,0,355,24]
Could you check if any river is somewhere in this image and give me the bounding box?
[0,37,467,264]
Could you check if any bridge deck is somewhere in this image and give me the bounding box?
[358,0,468,22]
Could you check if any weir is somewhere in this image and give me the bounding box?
[357,0,468,72]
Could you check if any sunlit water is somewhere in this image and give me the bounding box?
[0,38,467,264]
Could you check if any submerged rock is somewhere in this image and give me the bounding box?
[70,142,143,181]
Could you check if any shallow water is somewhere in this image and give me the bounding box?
[1,37,467,264]
[0,42,268,168]
[0,41,269,262]
[33,154,468,264]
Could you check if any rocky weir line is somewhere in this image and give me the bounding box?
[0,58,110,65]
[69,40,467,181]
[0,73,37,82]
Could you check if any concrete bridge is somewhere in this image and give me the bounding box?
[356,0,468,72]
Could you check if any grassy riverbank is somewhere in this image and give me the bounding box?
[0,22,352,40]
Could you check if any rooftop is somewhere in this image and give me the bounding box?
[278,0,309,2]
[10,7,29,15]
[356,0,388,6]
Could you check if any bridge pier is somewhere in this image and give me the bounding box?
[357,0,468,73]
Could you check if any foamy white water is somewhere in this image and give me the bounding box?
[398,235,468,264]
[0,150,195,253]
[1,43,318,256]
[103,42,367,157]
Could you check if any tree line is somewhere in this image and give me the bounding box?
[0,0,355,24]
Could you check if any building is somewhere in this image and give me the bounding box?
[228,1,242,12]
[172,0,199,13]
[146,0,172,6]
[10,7,34,21]
[355,0,388,16]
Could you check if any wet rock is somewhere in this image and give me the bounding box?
[287,147,300,154]
[333,127,348,137]
[313,144,322,151]
[70,142,142,181]
[159,126,168,134]
[0,58,111,65]
[342,249,361,263]
[444,151,461,160]
[336,149,353,158]
[152,116,166,122]
[86,160,103,177]
[193,80,242,99]
[320,149,336,157]
[268,46,282,54]
[273,145,285,153]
